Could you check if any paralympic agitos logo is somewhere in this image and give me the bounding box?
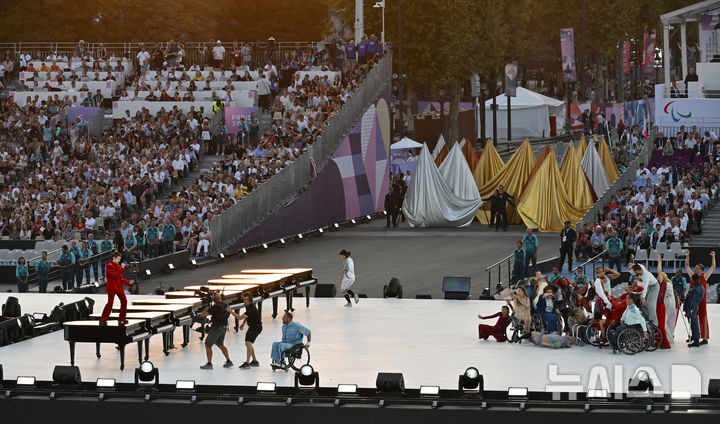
[663,101,692,122]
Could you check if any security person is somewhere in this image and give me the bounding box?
[146,218,160,258]
[57,245,76,291]
[69,240,82,288]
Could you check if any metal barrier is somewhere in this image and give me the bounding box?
[572,249,608,280]
[576,127,657,230]
[209,52,392,254]
[485,253,513,294]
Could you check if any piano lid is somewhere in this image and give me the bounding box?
[219,274,290,281]
[132,298,203,306]
[240,268,312,274]
[64,319,145,328]
[90,311,170,320]
[120,304,194,313]
[183,285,257,292]
[207,278,276,285]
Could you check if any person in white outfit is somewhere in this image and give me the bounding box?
[631,263,659,325]
[196,227,211,256]
[339,249,359,307]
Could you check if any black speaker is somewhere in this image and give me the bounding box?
[376,372,405,392]
[314,284,336,298]
[52,365,82,385]
[709,379,720,397]
[2,297,21,318]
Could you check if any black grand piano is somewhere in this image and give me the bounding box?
[90,311,175,358]
[123,301,200,348]
[63,320,150,370]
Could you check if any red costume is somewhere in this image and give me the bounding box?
[478,307,513,341]
[99,261,131,322]
[656,281,671,348]
[699,275,709,340]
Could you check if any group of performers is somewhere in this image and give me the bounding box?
[478,250,715,350]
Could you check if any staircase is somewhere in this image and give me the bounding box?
[690,206,720,246]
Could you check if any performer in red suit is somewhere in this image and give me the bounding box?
[685,250,715,345]
[99,251,134,325]
[477,301,513,341]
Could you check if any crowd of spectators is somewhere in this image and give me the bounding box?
[0,38,382,265]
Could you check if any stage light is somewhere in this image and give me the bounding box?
[263,243,268,249]
[256,382,276,393]
[366,215,372,220]
[32,313,47,322]
[280,239,285,244]
[458,367,483,393]
[629,370,653,393]
[168,263,174,270]
[383,210,388,215]
[337,384,357,394]
[334,223,339,228]
[219,253,225,259]
[671,391,692,400]
[420,385,440,396]
[93,281,100,288]
[242,248,248,254]
[176,380,196,391]
[145,269,152,276]
[52,365,82,385]
[191,259,198,266]
[295,365,319,390]
[709,379,720,397]
[376,373,405,393]
[587,389,609,399]
[0,364,3,384]
[508,387,528,397]
[297,233,303,239]
[16,376,36,386]
[135,361,159,388]
[96,378,116,389]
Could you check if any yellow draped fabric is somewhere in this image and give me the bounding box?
[560,143,596,211]
[577,135,588,159]
[462,140,479,172]
[473,140,504,189]
[597,136,620,184]
[477,139,536,224]
[517,148,586,231]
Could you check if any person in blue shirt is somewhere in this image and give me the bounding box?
[146,218,160,259]
[345,41,356,70]
[124,229,137,261]
[357,35,368,64]
[270,311,311,369]
[69,240,82,288]
[605,230,623,272]
[161,219,176,255]
[685,274,705,347]
[87,233,100,283]
[611,293,647,354]
[35,251,51,293]
[57,245,76,291]
[671,269,687,303]
[100,232,114,280]
[512,241,525,285]
[522,228,539,277]
[16,257,29,293]
[79,241,93,285]
[535,285,562,334]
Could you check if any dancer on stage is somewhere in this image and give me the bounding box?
[237,293,262,369]
[509,286,531,333]
[685,274,705,348]
[685,250,715,345]
[477,301,513,341]
[653,254,676,348]
[631,263,659,324]
[592,267,622,338]
[671,269,688,328]
[99,252,135,325]
[536,286,562,334]
[339,249,359,307]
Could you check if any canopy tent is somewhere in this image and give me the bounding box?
[439,143,482,202]
[581,141,611,198]
[402,144,483,228]
[477,139,536,224]
[391,137,424,150]
[517,147,586,231]
[484,87,565,139]
[560,144,597,211]
[577,135,588,159]
[462,139,479,172]
[597,136,620,184]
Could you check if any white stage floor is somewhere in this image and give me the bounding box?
[1,293,719,394]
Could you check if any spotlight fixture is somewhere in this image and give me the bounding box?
[176,380,196,391]
[318,228,324,234]
[334,223,339,228]
[191,259,198,267]
[628,370,653,393]
[0,364,3,385]
[508,387,528,398]
[280,239,285,244]
[219,253,225,259]
[96,378,116,389]
[16,376,36,386]
[145,269,152,276]
[671,391,692,400]
[263,243,268,249]
[242,248,248,254]
[383,210,388,215]
[587,389,609,399]
[32,313,47,322]
[135,361,159,388]
[366,215,372,220]
[297,233,303,239]
[458,367,483,393]
[351,219,356,224]
[709,379,720,397]
[256,382,276,393]
[167,263,175,270]
[420,385,440,396]
[52,365,82,385]
[295,364,319,390]
[376,373,405,393]
[93,281,100,288]
[337,384,357,395]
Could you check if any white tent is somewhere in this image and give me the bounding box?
[484,87,565,139]
[581,141,610,197]
[403,144,483,228]
[391,137,424,150]
[438,143,482,201]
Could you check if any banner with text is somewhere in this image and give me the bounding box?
[654,97,720,129]
[560,28,577,83]
[225,106,258,134]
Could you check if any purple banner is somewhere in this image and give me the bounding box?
[560,28,577,83]
[68,107,100,124]
[225,106,258,134]
[642,27,656,76]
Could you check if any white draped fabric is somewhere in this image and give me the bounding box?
[581,141,610,197]
[438,143,482,202]
[403,145,483,228]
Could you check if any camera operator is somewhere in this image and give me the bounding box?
[199,292,244,370]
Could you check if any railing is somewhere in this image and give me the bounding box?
[485,253,513,294]
[22,249,115,290]
[576,127,657,230]
[209,51,393,254]
[572,249,607,279]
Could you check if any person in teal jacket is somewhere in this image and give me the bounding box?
[16,256,29,293]
[58,245,76,291]
[79,241,93,285]
[100,232,113,279]
[146,218,160,258]
[36,251,51,293]
[124,229,137,261]
[522,228,539,277]
[161,218,176,255]
[512,240,525,285]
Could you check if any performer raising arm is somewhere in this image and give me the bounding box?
[685,250,715,345]
[99,251,135,326]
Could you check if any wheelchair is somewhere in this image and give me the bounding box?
[607,320,663,354]
[505,313,552,343]
[271,343,311,371]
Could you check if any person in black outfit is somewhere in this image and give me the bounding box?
[558,221,576,273]
[384,187,401,228]
[237,293,262,369]
[199,292,244,370]
[483,185,515,231]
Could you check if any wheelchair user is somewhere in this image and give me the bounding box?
[610,293,648,354]
[270,311,312,369]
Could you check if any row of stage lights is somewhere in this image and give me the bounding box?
[3,363,718,408]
